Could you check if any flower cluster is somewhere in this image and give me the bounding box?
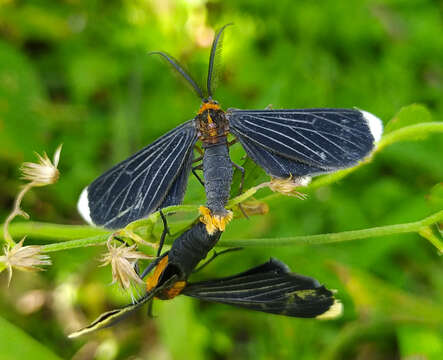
[267,176,311,199]
[1,145,62,285]
[20,145,62,186]
[0,239,51,286]
[101,236,153,291]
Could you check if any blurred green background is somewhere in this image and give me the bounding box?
[0,0,442,359]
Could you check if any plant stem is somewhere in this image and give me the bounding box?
[2,182,36,247]
[7,210,439,254]
[376,122,443,152]
[41,235,109,253]
[418,227,443,255]
[219,210,443,250]
[1,222,110,242]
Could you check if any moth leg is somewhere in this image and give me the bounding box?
[227,138,238,147]
[140,252,168,279]
[147,299,155,318]
[113,235,128,246]
[265,104,273,110]
[194,145,204,156]
[157,210,170,257]
[139,209,171,277]
[192,164,205,187]
[232,162,245,194]
[134,261,141,277]
[138,211,170,278]
[192,155,203,163]
[231,162,249,219]
[193,247,243,273]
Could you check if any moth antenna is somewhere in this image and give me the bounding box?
[149,51,205,100]
[207,23,233,99]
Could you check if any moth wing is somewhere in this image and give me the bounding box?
[68,292,154,338]
[228,108,382,170]
[236,132,329,178]
[68,275,179,338]
[183,258,341,318]
[78,120,198,229]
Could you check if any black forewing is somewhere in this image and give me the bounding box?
[158,142,194,209]
[86,120,198,229]
[228,109,375,170]
[68,292,154,338]
[68,275,179,338]
[237,134,329,178]
[182,259,336,318]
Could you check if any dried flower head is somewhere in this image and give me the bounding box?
[0,238,51,286]
[20,144,62,186]
[268,176,311,199]
[101,238,152,290]
[240,200,269,217]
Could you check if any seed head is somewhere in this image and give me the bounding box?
[20,144,62,186]
[268,176,311,199]
[101,238,152,290]
[0,238,51,286]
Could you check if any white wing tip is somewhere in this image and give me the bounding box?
[360,110,383,143]
[316,300,343,320]
[298,175,312,187]
[77,187,94,226]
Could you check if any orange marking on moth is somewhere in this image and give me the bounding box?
[146,255,169,291]
[199,205,233,234]
[207,113,218,137]
[163,281,187,299]
[198,102,221,114]
[207,113,214,124]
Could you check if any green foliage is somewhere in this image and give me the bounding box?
[0,1,442,359]
[0,316,61,360]
[384,104,433,134]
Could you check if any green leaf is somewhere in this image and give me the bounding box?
[0,316,62,360]
[384,104,433,134]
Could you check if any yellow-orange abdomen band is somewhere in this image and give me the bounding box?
[146,255,169,291]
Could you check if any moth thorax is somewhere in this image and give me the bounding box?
[197,108,229,143]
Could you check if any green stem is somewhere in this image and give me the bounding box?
[41,234,109,253]
[418,227,443,255]
[219,210,443,249]
[227,185,263,208]
[2,182,36,247]
[376,122,443,152]
[0,222,109,242]
[1,121,441,254]
[19,210,441,254]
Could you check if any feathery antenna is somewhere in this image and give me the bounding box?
[149,51,205,100]
[207,23,233,99]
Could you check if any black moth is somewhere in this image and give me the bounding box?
[69,220,341,338]
[77,24,383,230]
